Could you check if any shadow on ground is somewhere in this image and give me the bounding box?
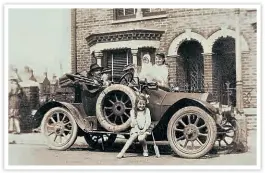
[68,142,228,159]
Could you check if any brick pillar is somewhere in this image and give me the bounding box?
[95,51,103,67]
[131,49,139,73]
[202,53,214,98]
[166,55,178,86]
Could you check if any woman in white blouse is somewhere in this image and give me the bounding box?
[151,53,169,88]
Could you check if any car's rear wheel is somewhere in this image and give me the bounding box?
[41,107,78,150]
[167,106,217,159]
[84,133,117,150]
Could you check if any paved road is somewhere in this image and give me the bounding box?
[8,131,257,166]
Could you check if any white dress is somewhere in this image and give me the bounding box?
[149,64,169,87]
[130,109,151,135]
[138,53,153,81]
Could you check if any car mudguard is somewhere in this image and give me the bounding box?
[33,101,94,132]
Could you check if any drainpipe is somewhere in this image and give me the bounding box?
[235,8,248,153]
[71,9,77,74]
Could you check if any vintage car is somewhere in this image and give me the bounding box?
[33,67,239,159]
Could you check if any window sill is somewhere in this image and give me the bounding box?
[112,14,168,24]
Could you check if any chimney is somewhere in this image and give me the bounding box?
[44,72,47,78]
[24,66,30,73]
[13,68,18,73]
[53,74,57,80]
[29,69,34,76]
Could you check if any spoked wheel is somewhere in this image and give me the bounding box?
[96,84,136,132]
[215,116,239,154]
[119,72,136,86]
[167,106,217,159]
[41,107,78,150]
[104,90,132,125]
[84,133,117,150]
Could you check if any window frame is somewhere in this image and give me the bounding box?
[114,8,137,20]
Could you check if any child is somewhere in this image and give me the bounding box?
[117,94,151,158]
[101,68,112,86]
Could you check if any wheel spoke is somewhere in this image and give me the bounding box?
[223,138,229,145]
[114,115,118,123]
[62,133,66,137]
[64,121,71,125]
[61,115,66,122]
[120,94,125,102]
[101,135,105,143]
[124,99,129,105]
[196,138,203,146]
[191,141,195,150]
[174,126,184,132]
[198,124,206,129]
[194,116,199,125]
[218,140,221,147]
[109,99,115,105]
[198,133,208,137]
[50,117,56,124]
[225,134,234,138]
[179,119,186,127]
[48,131,55,136]
[124,112,130,118]
[53,135,58,142]
[124,106,131,110]
[176,135,185,141]
[115,94,119,102]
[64,129,71,132]
[120,116,124,123]
[187,114,191,124]
[57,113,60,122]
[104,107,113,110]
[107,112,114,117]
[183,140,188,148]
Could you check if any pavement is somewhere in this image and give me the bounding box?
[7,130,258,165]
[8,130,257,150]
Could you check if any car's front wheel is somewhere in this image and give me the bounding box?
[167,106,217,159]
[41,107,78,150]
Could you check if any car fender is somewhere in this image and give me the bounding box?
[33,101,87,131]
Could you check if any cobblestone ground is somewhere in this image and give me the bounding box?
[7,130,257,166]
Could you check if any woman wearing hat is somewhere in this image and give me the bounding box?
[8,76,22,134]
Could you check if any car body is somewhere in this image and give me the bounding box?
[33,70,239,159]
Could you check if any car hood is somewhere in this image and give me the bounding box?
[146,89,211,106]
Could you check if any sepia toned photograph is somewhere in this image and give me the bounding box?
[5,4,260,169]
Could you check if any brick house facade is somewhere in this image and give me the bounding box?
[71,8,257,115]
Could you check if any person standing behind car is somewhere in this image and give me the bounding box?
[151,53,169,89]
[8,76,22,134]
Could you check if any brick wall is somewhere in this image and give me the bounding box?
[20,86,39,132]
[72,8,257,108]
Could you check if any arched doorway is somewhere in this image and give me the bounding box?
[212,37,236,106]
[177,40,204,92]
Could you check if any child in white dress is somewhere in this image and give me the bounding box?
[117,94,151,158]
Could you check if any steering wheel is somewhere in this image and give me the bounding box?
[119,72,136,86]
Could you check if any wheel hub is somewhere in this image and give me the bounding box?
[112,102,125,116]
[184,125,199,141]
[54,122,64,135]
